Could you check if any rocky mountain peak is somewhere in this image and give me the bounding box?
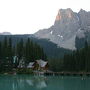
[79,9,86,13]
[54,8,76,26]
[35,8,90,50]
[0,32,12,35]
[55,10,61,21]
[55,8,73,21]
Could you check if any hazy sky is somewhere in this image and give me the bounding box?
[0,0,90,34]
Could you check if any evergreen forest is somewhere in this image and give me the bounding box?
[0,37,47,72]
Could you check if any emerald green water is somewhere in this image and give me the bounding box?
[0,75,90,90]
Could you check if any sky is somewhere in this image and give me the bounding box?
[0,0,90,34]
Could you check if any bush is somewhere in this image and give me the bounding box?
[16,68,33,74]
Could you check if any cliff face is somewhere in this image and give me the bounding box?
[35,8,90,50]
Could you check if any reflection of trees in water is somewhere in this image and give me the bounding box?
[1,75,90,90]
[11,75,47,89]
[12,75,27,90]
[26,76,47,89]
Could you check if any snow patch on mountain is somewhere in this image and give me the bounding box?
[50,31,53,34]
[57,35,63,38]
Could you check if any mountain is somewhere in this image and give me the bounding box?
[0,8,90,58]
[0,32,12,35]
[35,8,90,50]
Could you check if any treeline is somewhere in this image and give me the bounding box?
[49,41,90,72]
[0,37,47,72]
[0,35,72,58]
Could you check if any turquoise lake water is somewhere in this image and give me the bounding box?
[0,75,90,90]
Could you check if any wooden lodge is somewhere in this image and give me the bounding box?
[27,59,48,71]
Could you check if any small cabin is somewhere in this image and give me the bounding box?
[35,59,48,71]
[27,62,35,69]
[18,57,25,68]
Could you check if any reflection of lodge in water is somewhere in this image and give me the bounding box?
[26,76,47,89]
[2,75,90,90]
[13,76,47,89]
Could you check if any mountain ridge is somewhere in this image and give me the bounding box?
[35,8,90,50]
[0,32,12,35]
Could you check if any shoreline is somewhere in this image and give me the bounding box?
[1,71,90,76]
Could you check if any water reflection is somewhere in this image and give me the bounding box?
[26,76,47,89]
[0,75,90,90]
[10,75,47,90]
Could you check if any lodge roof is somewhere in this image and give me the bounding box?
[36,59,48,68]
[27,62,35,68]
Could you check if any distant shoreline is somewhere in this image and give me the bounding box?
[1,70,90,77]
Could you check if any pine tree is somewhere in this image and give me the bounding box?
[2,37,8,58]
[16,38,24,59]
[25,38,31,63]
[8,38,13,67]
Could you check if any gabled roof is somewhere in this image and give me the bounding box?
[27,62,35,68]
[36,59,47,68]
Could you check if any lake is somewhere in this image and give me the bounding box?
[0,75,90,90]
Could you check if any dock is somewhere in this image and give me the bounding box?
[44,72,90,76]
[34,71,90,76]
